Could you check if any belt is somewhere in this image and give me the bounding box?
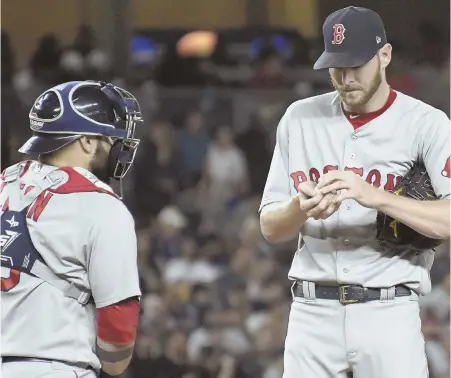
[292,281,412,305]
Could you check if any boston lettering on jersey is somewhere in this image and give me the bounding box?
[290,165,402,192]
[0,184,53,222]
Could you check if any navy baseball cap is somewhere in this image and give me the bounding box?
[313,6,387,70]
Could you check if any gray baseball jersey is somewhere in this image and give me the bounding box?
[260,91,450,295]
[0,161,141,371]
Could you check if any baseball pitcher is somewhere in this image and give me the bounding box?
[1,81,143,377]
[259,7,450,378]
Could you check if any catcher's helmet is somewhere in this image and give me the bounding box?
[19,80,143,180]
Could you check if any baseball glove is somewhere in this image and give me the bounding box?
[376,163,444,251]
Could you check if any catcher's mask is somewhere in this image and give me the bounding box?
[19,80,143,181]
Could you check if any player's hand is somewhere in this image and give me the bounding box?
[297,181,341,220]
[317,170,380,208]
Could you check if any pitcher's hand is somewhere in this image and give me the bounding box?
[297,181,341,220]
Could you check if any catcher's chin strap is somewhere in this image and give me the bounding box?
[1,165,91,305]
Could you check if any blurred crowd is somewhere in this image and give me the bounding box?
[1,23,450,378]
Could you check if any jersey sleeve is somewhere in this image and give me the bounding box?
[259,110,292,212]
[87,195,141,308]
[419,110,451,200]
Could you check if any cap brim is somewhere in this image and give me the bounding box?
[19,134,82,155]
[313,50,377,70]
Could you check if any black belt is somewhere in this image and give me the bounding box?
[293,281,412,305]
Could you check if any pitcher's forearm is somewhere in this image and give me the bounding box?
[260,196,307,243]
[374,191,450,240]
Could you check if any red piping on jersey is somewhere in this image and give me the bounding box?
[1,161,30,181]
[343,89,398,130]
[1,164,119,199]
[18,161,32,178]
[97,298,140,344]
[47,167,119,199]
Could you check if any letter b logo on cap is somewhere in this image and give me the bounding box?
[332,24,346,45]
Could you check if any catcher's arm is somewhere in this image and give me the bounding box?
[96,298,139,376]
[373,193,450,240]
[88,197,141,376]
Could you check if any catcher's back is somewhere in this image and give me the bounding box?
[0,160,122,371]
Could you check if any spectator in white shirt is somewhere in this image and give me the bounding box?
[198,126,249,233]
